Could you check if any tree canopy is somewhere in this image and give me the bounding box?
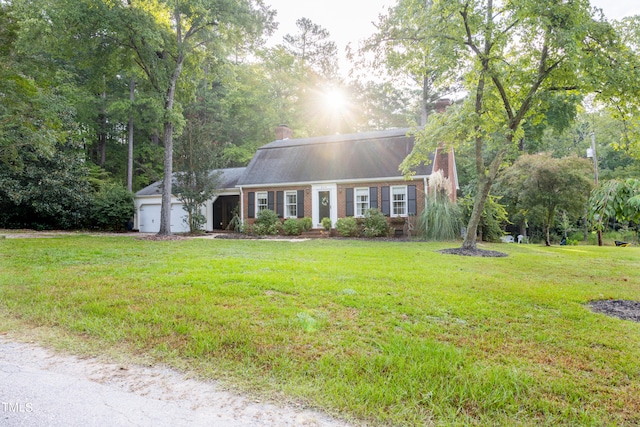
[400,0,627,251]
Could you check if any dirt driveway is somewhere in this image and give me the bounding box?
[0,336,354,427]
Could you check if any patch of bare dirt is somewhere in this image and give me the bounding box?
[589,300,640,322]
[438,247,509,257]
[136,234,188,241]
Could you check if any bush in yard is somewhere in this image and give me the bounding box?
[283,218,302,236]
[321,217,332,230]
[336,217,361,237]
[363,208,389,237]
[299,217,313,232]
[91,184,135,231]
[252,209,281,235]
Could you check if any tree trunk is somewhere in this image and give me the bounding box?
[97,90,107,167]
[127,78,135,192]
[544,223,551,246]
[462,179,490,249]
[158,120,174,236]
[157,46,185,236]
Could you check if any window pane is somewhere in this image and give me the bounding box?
[257,192,268,213]
[285,191,297,218]
[355,188,369,217]
[391,186,406,216]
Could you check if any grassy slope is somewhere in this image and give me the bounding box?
[0,236,639,426]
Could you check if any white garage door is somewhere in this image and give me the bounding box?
[139,204,190,233]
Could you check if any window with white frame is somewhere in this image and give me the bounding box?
[285,191,297,218]
[256,191,268,214]
[391,186,407,216]
[355,187,369,217]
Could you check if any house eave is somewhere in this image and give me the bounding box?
[236,175,429,189]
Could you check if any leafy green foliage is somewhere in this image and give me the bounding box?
[362,208,389,238]
[588,178,640,240]
[173,97,221,233]
[282,218,302,236]
[299,217,313,232]
[335,217,360,237]
[0,145,93,230]
[500,154,593,246]
[252,209,281,236]
[90,184,135,231]
[321,217,332,231]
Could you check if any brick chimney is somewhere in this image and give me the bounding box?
[431,99,457,203]
[275,125,293,140]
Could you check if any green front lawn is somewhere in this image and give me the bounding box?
[1,236,639,426]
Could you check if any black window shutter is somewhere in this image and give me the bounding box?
[381,186,390,216]
[267,191,274,211]
[297,190,304,218]
[276,191,284,217]
[248,192,255,218]
[369,187,378,209]
[345,188,354,216]
[408,185,417,215]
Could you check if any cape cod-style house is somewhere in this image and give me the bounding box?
[134,126,458,234]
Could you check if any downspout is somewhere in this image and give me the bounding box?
[239,186,245,226]
[424,176,429,211]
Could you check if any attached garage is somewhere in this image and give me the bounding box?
[134,168,246,233]
[138,203,190,233]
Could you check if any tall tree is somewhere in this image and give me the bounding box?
[108,0,272,235]
[358,0,456,126]
[0,2,93,229]
[401,0,620,252]
[283,17,338,79]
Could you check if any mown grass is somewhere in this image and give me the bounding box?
[1,235,639,426]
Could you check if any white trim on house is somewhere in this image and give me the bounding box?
[311,183,338,228]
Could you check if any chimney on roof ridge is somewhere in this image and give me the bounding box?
[275,124,293,140]
[435,98,453,113]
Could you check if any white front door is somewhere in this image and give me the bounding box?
[312,184,337,228]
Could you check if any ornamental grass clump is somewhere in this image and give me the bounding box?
[418,170,461,241]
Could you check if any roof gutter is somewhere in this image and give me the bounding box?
[236,175,429,189]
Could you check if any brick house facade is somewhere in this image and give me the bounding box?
[135,127,457,234]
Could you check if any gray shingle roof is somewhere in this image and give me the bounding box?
[135,167,246,196]
[236,128,432,186]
